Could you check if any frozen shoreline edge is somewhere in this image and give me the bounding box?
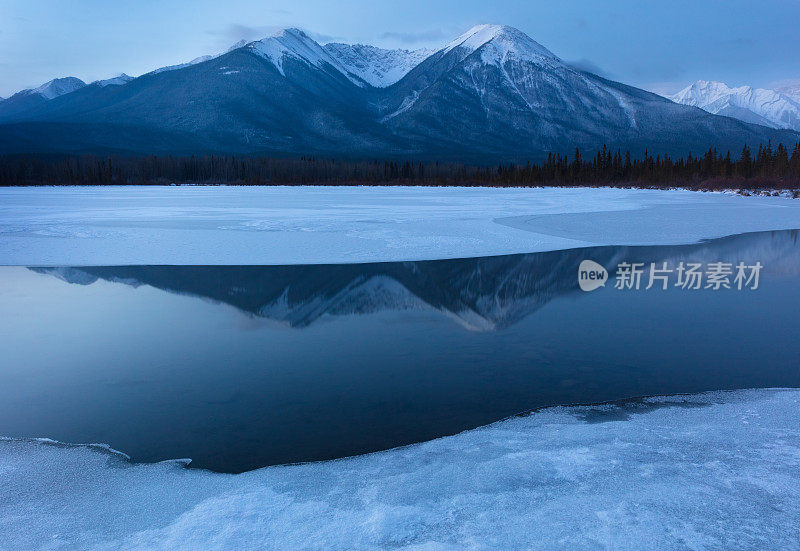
[4,386,799,550]
[3,386,797,476]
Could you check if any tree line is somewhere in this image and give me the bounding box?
[1,141,799,189]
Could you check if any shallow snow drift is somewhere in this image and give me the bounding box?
[2,187,800,265]
[1,389,798,550]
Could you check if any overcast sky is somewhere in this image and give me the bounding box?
[1,0,799,97]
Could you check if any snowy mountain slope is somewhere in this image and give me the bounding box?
[148,29,368,86]
[2,73,132,103]
[1,76,86,103]
[0,25,797,158]
[669,80,800,131]
[324,43,433,87]
[150,55,216,75]
[378,25,797,158]
[0,77,87,120]
[93,74,133,87]
[148,39,251,75]
[777,83,800,102]
[441,23,560,65]
[0,34,398,155]
[245,28,365,85]
[27,77,87,99]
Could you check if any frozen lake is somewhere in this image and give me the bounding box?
[2,230,799,472]
[2,186,800,265]
[3,389,799,550]
[2,187,800,549]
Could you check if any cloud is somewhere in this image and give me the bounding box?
[769,78,800,90]
[209,24,341,45]
[642,81,688,97]
[380,29,447,44]
[210,24,279,43]
[567,58,613,79]
[305,31,340,44]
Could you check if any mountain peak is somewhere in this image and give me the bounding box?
[251,27,316,48]
[94,73,133,87]
[444,24,518,49]
[670,80,800,131]
[28,77,86,99]
[226,39,249,52]
[248,27,344,77]
[269,27,309,39]
[441,24,559,65]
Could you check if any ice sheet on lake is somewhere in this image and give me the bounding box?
[2,186,800,265]
[1,388,799,550]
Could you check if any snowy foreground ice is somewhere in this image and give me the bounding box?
[2,389,799,550]
[2,186,800,265]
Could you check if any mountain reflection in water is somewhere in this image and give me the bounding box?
[31,229,800,331]
[1,229,797,472]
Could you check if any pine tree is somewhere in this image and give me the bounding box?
[738,145,752,178]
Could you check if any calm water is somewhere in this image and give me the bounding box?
[1,230,799,472]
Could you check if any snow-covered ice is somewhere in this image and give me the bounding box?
[2,186,800,265]
[1,388,798,550]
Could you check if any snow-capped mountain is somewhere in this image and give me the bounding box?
[146,30,378,85]
[148,40,251,75]
[776,83,800,103]
[669,80,800,131]
[0,77,87,120]
[150,55,217,75]
[376,24,797,157]
[26,77,87,99]
[93,73,134,87]
[3,74,131,102]
[245,28,363,83]
[441,23,560,66]
[324,43,433,87]
[0,25,796,158]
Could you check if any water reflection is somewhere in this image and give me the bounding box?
[30,229,800,331]
[0,230,798,472]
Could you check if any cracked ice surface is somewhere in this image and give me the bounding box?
[2,186,800,265]
[1,389,799,550]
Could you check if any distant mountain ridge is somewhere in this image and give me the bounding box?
[0,31,430,98]
[0,25,797,160]
[0,77,88,120]
[669,80,800,131]
[776,83,800,102]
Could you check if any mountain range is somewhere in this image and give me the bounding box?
[1,25,797,161]
[669,80,800,132]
